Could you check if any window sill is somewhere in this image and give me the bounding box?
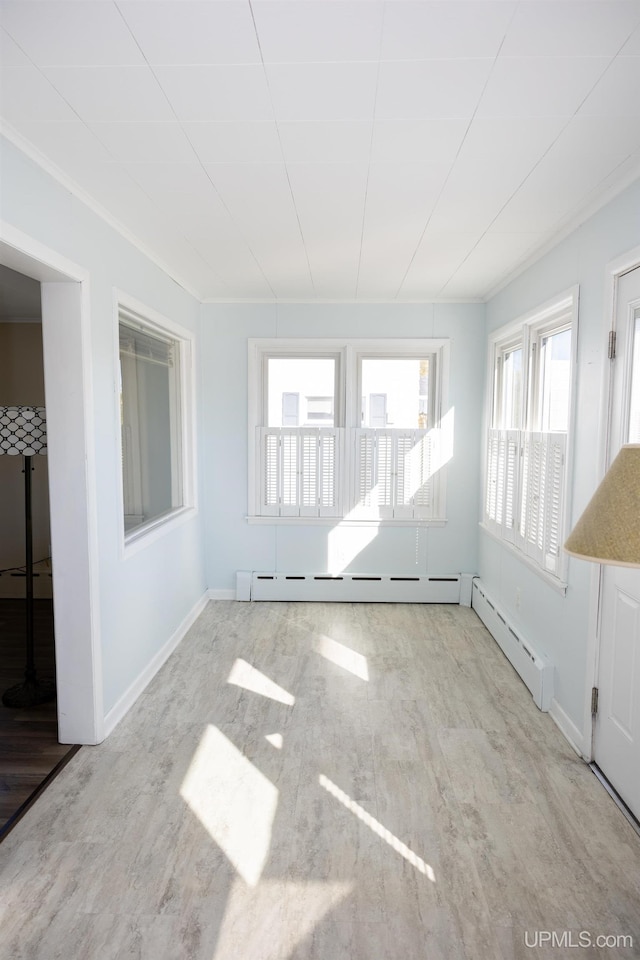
[247,516,447,527]
[479,523,568,596]
[122,505,197,558]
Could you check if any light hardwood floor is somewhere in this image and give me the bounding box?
[1,601,639,960]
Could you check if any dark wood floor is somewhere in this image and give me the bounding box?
[0,599,76,838]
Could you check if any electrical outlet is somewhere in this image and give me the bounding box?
[515,587,521,610]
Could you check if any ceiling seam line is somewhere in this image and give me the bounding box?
[393,3,521,300]
[113,0,277,299]
[435,26,637,300]
[355,1,386,301]
[248,0,317,300]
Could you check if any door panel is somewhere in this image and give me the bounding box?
[596,265,640,819]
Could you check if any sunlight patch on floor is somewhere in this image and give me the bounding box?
[213,877,353,960]
[315,634,369,681]
[265,733,283,749]
[180,725,278,886]
[227,658,295,706]
[319,774,436,881]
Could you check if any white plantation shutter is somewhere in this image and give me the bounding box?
[485,429,500,528]
[485,429,520,540]
[262,431,280,516]
[259,427,341,517]
[357,432,376,508]
[518,432,566,573]
[520,432,546,563]
[542,433,566,575]
[354,429,434,519]
[503,430,520,544]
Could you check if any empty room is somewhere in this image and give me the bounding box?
[0,2,640,958]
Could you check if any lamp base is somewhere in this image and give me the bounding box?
[2,678,56,708]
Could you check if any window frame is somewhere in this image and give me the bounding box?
[248,338,450,525]
[114,292,197,555]
[483,288,579,588]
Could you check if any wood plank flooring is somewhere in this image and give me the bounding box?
[0,601,638,960]
[0,599,73,836]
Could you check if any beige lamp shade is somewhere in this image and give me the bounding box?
[564,444,640,566]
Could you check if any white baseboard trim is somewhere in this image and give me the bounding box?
[549,698,591,760]
[208,588,236,600]
[103,590,209,739]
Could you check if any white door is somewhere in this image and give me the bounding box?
[595,265,640,819]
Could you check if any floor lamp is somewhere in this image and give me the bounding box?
[0,405,56,708]
[564,444,640,567]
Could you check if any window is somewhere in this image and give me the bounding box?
[484,292,577,581]
[249,339,449,522]
[118,303,193,541]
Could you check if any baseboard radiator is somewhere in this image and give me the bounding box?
[471,578,554,712]
[240,571,470,604]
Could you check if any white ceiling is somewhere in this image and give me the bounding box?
[1,1,640,302]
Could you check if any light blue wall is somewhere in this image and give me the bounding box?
[481,177,640,738]
[0,135,207,716]
[201,301,486,591]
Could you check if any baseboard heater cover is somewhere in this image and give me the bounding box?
[471,578,554,712]
[245,572,462,604]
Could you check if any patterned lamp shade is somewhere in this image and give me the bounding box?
[0,406,47,457]
[564,444,640,566]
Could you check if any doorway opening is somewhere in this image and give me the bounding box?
[0,264,77,837]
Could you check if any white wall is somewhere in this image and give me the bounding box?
[0,135,207,727]
[201,301,485,592]
[481,177,640,748]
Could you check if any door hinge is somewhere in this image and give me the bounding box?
[591,686,599,716]
[608,329,616,360]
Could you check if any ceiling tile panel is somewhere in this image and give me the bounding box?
[441,232,543,298]
[187,233,272,291]
[0,1,145,66]
[118,1,260,65]
[153,65,273,121]
[376,60,494,120]
[399,231,482,299]
[183,122,282,162]
[476,56,611,116]
[0,66,79,123]
[371,119,468,163]
[0,28,32,66]
[621,23,640,53]
[266,63,378,122]
[287,162,369,297]
[13,122,113,177]
[358,161,451,295]
[501,2,640,56]
[489,117,640,233]
[578,56,640,115]
[252,1,384,63]
[278,121,373,163]
[42,65,175,122]
[428,155,535,233]
[119,161,231,231]
[456,116,568,165]
[90,121,195,162]
[381,2,516,60]
[203,161,305,250]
